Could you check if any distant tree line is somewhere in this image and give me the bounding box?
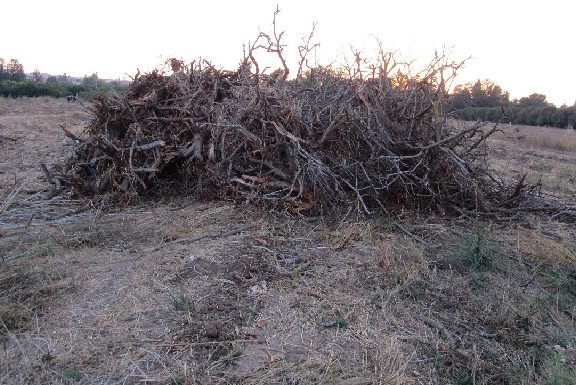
[0,58,26,81]
[0,58,128,98]
[448,79,576,128]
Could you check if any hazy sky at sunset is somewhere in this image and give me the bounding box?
[2,0,574,106]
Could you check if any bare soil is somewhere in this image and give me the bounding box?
[1,98,575,384]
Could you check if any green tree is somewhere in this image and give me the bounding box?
[449,79,509,110]
[526,108,540,126]
[516,93,549,108]
[450,84,472,109]
[6,59,25,81]
[552,108,569,128]
[82,73,100,89]
[31,67,43,82]
[485,82,509,107]
[537,106,556,126]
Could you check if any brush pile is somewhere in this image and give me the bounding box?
[49,51,535,216]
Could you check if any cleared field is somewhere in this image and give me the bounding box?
[453,120,576,199]
[492,124,576,153]
[0,97,89,197]
[1,98,575,385]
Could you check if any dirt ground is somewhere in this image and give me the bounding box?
[1,98,575,385]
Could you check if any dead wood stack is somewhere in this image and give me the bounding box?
[50,58,535,216]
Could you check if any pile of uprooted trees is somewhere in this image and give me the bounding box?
[46,45,543,218]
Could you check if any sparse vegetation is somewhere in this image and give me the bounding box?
[450,221,495,270]
[544,354,576,385]
[23,239,58,259]
[172,294,189,311]
[62,369,82,382]
[0,303,32,331]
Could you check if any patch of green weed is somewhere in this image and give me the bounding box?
[450,222,495,270]
[455,374,473,385]
[173,295,189,311]
[544,354,576,385]
[169,377,184,385]
[63,369,82,382]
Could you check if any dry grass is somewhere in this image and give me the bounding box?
[452,120,576,153]
[447,120,576,199]
[0,96,90,197]
[493,124,576,153]
[1,100,575,384]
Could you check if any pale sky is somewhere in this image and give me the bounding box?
[2,0,574,106]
